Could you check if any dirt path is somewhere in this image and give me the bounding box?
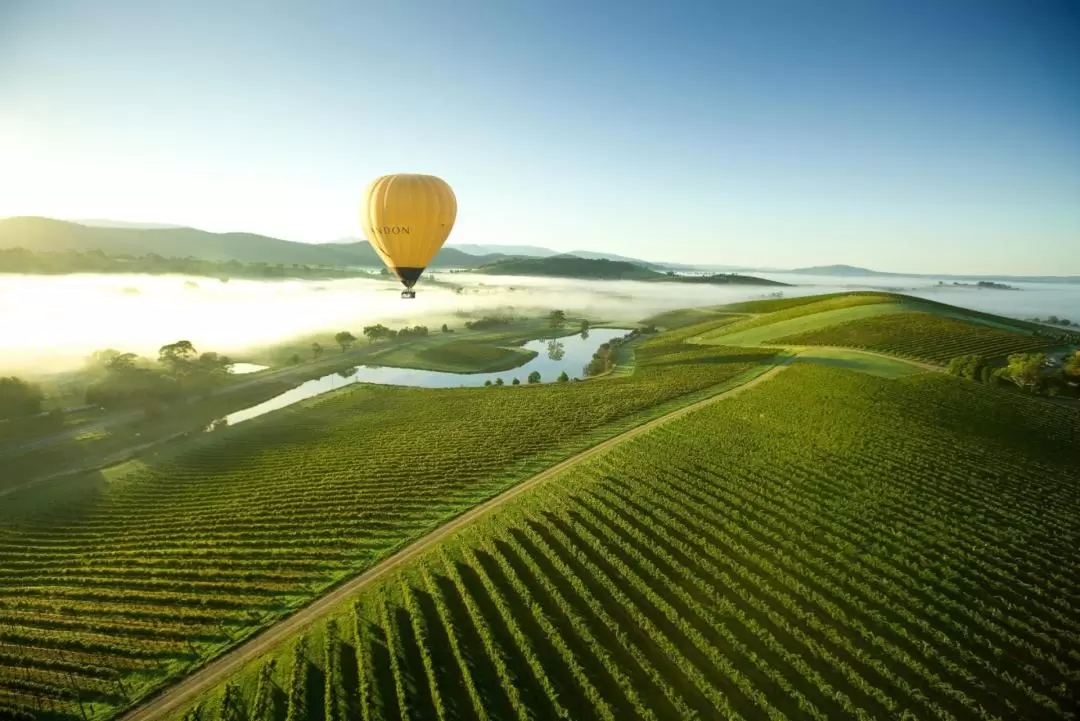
[119,357,795,721]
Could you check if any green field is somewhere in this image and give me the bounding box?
[366,338,538,373]
[699,301,910,346]
[5,291,1078,721]
[169,365,1080,721]
[776,311,1056,364]
[0,326,782,720]
[640,308,742,331]
[792,347,925,378]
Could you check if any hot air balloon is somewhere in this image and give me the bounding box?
[361,174,457,298]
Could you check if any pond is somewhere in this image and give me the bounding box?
[228,362,269,375]
[212,328,629,428]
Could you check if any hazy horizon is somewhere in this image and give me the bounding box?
[3,270,1078,377]
[2,1,1078,274]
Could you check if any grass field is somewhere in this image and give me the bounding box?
[366,339,538,373]
[776,311,1057,364]
[698,301,912,346]
[168,364,1080,721]
[640,307,736,330]
[0,325,782,720]
[792,347,926,378]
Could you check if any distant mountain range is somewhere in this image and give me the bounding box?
[474,255,787,285]
[0,217,507,269]
[75,219,187,230]
[788,264,1080,284]
[2,218,1075,282]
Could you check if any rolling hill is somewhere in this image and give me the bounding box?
[2,292,1078,720]
[473,255,786,284]
[473,254,661,279]
[0,217,507,268]
[99,295,1075,721]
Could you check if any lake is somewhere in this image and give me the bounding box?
[214,328,627,428]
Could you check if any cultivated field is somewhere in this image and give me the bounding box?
[0,324,779,720]
[776,310,1056,364]
[167,364,1080,721]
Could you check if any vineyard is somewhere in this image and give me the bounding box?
[776,310,1056,364]
[169,364,1080,721]
[0,325,780,720]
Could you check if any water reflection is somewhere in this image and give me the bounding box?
[228,362,269,375]
[211,328,629,429]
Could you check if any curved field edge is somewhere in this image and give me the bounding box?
[166,364,1080,721]
[707,291,1054,347]
[774,311,1059,365]
[0,321,786,721]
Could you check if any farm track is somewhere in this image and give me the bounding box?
[118,356,796,721]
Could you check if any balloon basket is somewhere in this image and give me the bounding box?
[401,289,416,299]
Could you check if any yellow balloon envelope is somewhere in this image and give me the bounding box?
[361,174,457,296]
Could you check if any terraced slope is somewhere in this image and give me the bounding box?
[0,328,780,720]
[776,310,1056,364]
[168,365,1080,721]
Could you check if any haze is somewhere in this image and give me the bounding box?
[2,1,1079,274]
[4,272,1078,375]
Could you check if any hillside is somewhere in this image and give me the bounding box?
[790,263,884,276]
[163,358,1079,721]
[650,272,789,286]
[474,255,784,284]
[0,246,375,280]
[0,333,778,720]
[3,294,1078,720]
[0,217,505,269]
[698,291,1076,365]
[474,254,662,279]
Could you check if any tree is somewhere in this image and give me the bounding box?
[528,370,541,384]
[441,323,449,333]
[0,376,44,420]
[335,331,357,353]
[1062,351,1080,396]
[1065,351,1080,379]
[557,371,570,382]
[290,353,301,365]
[1002,352,1046,393]
[548,309,566,329]
[362,324,392,344]
[311,342,323,360]
[580,319,590,338]
[494,377,504,386]
[946,354,986,381]
[546,339,566,361]
[105,352,139,372]
[511,377,520,385]
[484,379,493,387]
[159,340,197,375]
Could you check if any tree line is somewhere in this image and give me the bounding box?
[947,350,1080,398]
[0,247,372,280]
[1027,315,1076,328]
[83,341,236,411]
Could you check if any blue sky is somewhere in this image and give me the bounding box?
[2,0,1078,273]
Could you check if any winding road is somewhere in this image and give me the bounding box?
[119,356,796,721]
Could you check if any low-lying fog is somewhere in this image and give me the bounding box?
[1,271,1077,375]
